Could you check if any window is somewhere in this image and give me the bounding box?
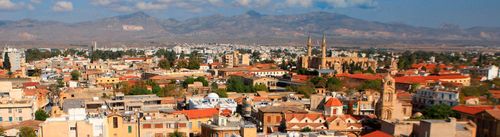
[189,122,192,129]
[267,116,271,123]
[70,127,76,130]
[0,117,2,121]
[154,124,163,128]
[8,108,12,113]
[198,121,201,128]
[8,117,12,122]
[276,116,280,122]
[18,109,22,113]
[143,124,151,129]
[113,117,118,128]
[18,117,22,121]
[128,126,132,133]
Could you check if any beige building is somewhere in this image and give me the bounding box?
[201,114,257,137]
[39,108,98,137]
[0,82,38,123]
[223,51,251,68]
[376,74,412,121]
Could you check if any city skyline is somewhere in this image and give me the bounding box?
[0,0,499,28]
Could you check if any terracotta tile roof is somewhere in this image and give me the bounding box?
[220,109,232,117]
[259,106,308,113]
[325,115,358,122]
[452,105,500,115]
[362,130,393,137]
[286,123,326,130]
[489,90,500,99]
[485,109,500,120]
[338,73,469,85]
[325,98,343,107]
[22,82,39,87]
[119,75,140,80]
[285,113,324,122]
[336,73,383,81]
[172,108,219,119]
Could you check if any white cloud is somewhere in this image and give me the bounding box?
[52,1,73,12]
[136,1,168,10]
[91,0,116,6]
[235,0,250,6]
[31,0,42,4]
[286,0,313,7]
[323,0,376,8]
[0,0,23,10]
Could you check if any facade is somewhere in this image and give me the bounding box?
[413,86,459,107]
[376,75,412,121]
[188,93,237,112]
[172,108,220,136]
[223,51,251,68]
[380,118,476,137]
[105,113,137,137]
[257,106,308,134]
[284,113,361,133]
[39,108,101,137]
[139,113,190,137]
[2,48,26,72]
[200,114,257,137]
[0,82,38,123]
[298,35,377,73]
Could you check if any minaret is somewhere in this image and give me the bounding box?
[307,35,312,57]
[321,33,327,69]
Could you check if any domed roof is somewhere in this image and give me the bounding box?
[207,93,220,99]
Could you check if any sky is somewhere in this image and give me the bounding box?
[0,0,499,28]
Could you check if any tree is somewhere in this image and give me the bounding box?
[3,52,10,70]
[211,82,219,90]
[129,86,152,95]
[19,127,36,137]
[227,76,253,93]
[35,109,49,121]
[300,127,312,132]
[253,84,268,92]
[169,130,184,137]
[48,84,62,105]
[423,104,456,119]
[195,77,209,86]
[359,80,383,91]
[213,89,228,98]
[461,85,489,97]
[0,127,5,136]
[70,70,81,80]
[57,78,65,88]
[158,59,171,70]
[182,77,196,88]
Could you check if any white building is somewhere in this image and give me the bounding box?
[188,93,237,112]
[413,86,459,107]
[2,48,26,72]
[460,65,499,80]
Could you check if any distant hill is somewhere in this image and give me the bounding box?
[0,11,499,46]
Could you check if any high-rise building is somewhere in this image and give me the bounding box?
[2,47,26,72]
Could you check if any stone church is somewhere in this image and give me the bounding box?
[376,74,413,121]
[297,35,377,74]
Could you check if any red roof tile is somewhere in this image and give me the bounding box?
[362,130,393,137]
[452,105,500,115]
[325,98,343,107]
[172,108,219,119]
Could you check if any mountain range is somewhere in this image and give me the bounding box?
[1,11,499,47]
